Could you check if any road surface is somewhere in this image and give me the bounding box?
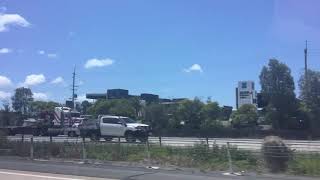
[0,169,111,180]
[0,157,318,180]
[7,135,320,152]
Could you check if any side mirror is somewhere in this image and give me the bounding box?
[122,123,127,127]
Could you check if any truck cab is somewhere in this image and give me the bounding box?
[80,115,150,142]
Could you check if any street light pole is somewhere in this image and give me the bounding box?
[304,40,309,101]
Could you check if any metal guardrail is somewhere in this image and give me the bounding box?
[5,135,320,152]
[1,135,320,176]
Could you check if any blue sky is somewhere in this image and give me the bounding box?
[1,0,320,107]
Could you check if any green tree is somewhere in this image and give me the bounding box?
[109,99,136,118]
[200,101,222,128]
[30,101,60,114]
[175,98,204,129]
[81,100,92,114]
[231,104,258,128]
[299,69,320,133]
[87,99,137,119]
[259,59,298,129]
[11,87,33,115]
[144,103,168,131]
[128,97,142,118]
[1,99,10,112]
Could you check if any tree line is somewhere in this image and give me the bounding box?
[2,58,320,136]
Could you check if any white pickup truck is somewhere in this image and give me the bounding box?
[79,115,150,142]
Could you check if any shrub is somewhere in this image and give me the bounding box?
[262,136,291,172]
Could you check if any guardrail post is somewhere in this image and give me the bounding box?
[206,137,209,149]
[146,139,151,166]
[50,135,53,143]
[21,134,24,142]
[82,137,86,161]
[117,137,121,160]
[30,136,34,160]
[226,142,233,174]
[159,136,162,147]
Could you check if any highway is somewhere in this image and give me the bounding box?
[0,169,111,180]
[7,135,320,152]
[0,157,318,180]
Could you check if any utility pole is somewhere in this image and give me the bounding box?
[72,66,77,110]
[304,40,308,101]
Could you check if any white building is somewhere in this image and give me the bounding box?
[236,81,257,109]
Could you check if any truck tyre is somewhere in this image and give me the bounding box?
[90,133,100,141]
[104,137,113,142]
[138,136,148,143]
[125,131,136,143]
[68,131,76,137]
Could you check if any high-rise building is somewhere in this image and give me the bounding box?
[236,81,257,109]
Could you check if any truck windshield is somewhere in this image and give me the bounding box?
[71,112,80,118]
[121,118,136,123]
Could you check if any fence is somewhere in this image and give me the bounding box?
[1,135,320,176]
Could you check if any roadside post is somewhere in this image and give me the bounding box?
[30,136,34,160]
[146,139,151,166]
[82,137,87,161]
[226,142,233,173]
[159,136,162,147]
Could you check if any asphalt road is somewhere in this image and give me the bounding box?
[0,169,111,180]
[0,157,318,180]
[7,135,320,152]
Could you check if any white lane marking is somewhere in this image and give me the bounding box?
[0,170,89,180]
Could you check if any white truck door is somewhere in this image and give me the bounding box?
[100,117,125,136]
[100,117,112,136]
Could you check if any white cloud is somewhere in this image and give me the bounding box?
[33,92,48,101]
[0,91,11,100]
[84,58,114,69]
[184,64,203,73]
[0,75,12,87]
[22,74,46,86]
[77,94,89,102]
[0,13,30,32]
[37,50,58,58]
[38,50,45,55]
[47,53,57,58]
[51,76,64,84]
[0,48,12,54]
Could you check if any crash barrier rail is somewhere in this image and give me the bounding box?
[6,135,320,152]
[1,135,320,175]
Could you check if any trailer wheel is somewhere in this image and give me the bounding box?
[125,131,136,143]
[68,131,76,137]
[104,137,113,142]
[138,136,148,143]
[90,133,100,141]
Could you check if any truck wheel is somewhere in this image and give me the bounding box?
[68,131,76,137]
[104,137,113,142]
[125,132,136,143]
[138,136,148,143]
[90,133,100,141]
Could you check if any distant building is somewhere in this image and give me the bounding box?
[107,89,129,99]
[221,106,233,120]
[65,100,74,109]
[140,93,159,104]
[86,93,107,99]
[236,81,257,109]
[86,88,185,105]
